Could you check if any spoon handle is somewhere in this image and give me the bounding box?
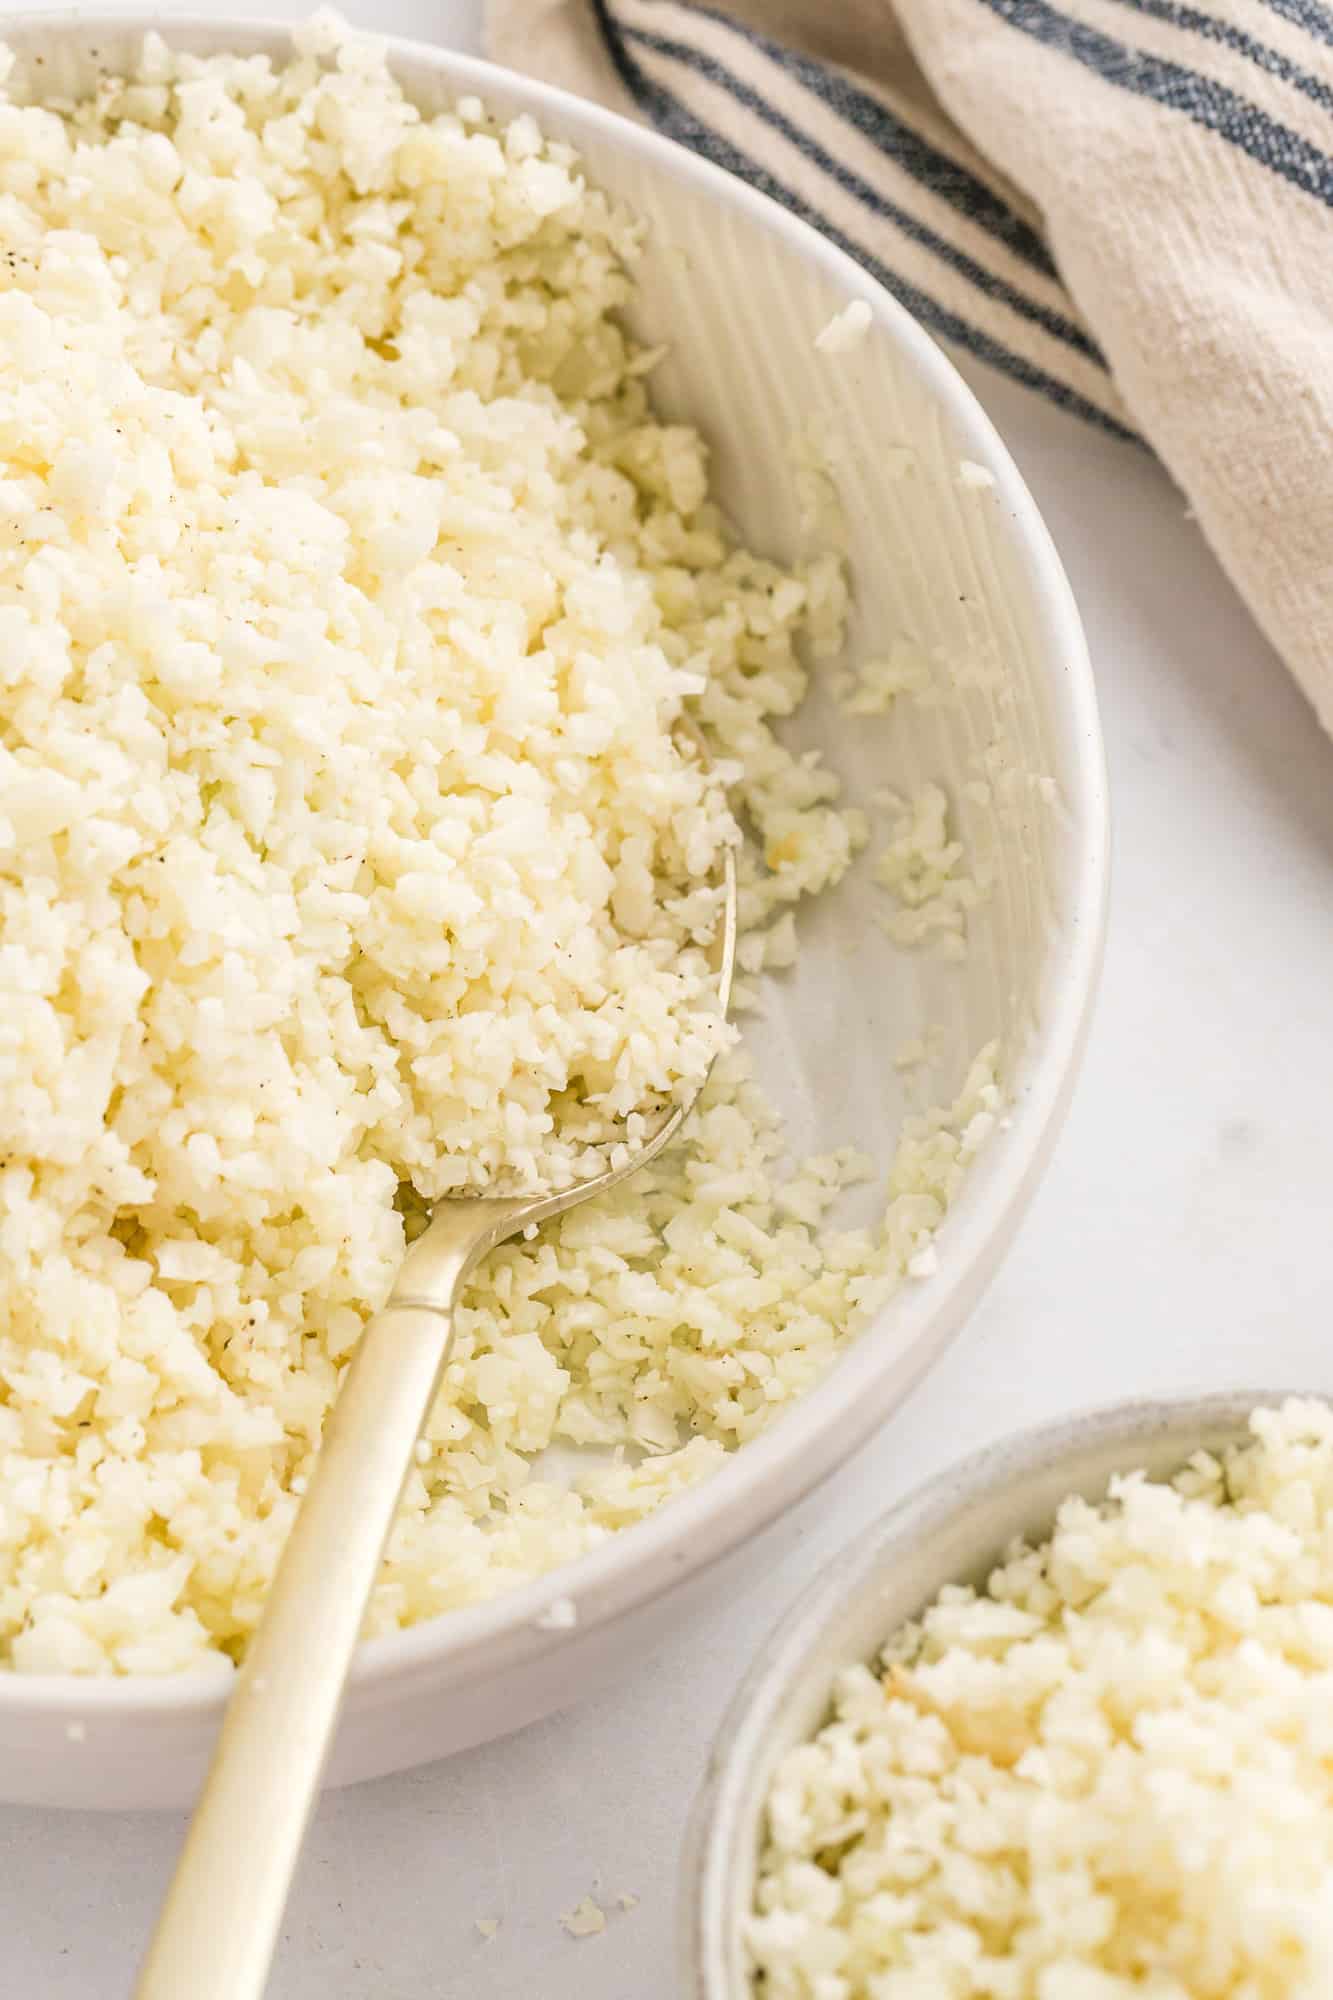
[134,1227,479,1999]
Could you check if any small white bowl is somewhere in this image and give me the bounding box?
[681,1390,1304,1997]
[0,15,1106,1809]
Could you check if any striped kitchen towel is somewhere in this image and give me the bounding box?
[486,0,1333,729]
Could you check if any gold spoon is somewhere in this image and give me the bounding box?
[134,756,736,2000]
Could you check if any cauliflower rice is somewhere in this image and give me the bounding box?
[752,1400,1333,2000]
[0,19,997,1676]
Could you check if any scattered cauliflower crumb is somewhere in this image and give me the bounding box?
[617,1892,640,1912]
[785,422,847,545]
[474,1918,500,1943]
[64,1720,87,1743]
[893,1025,944,1073]
[752,1399,1333,1999]
[560,1896,606,1939]
[813,299,872,354]
[958,457,997,489]
[971,740,1057,809]
[838,637,935,717]
[737,911,799,978]
[874,785,991,960]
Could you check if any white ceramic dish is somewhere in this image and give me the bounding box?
[681,1390,1306,1997]
[0,14,1107,1810]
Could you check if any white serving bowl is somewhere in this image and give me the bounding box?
[0,14,1107,1809]
[682,1391,1297,1997]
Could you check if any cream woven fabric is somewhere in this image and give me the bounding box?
[487,0,1333,726]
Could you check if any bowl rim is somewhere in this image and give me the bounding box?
[0,12,1109,1720]
[680,1387,1312,1998]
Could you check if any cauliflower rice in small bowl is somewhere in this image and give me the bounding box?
[0,14,1105,1808]
[686,1393,1333,2000]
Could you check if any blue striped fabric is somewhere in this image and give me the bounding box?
[593,0,1137,432]
[977,0,1333,204]
[586,0,1333,441]
[617,23,1103,360]
[1102,0,1333,112]
[604,14,1138,435]
[1254,0,1333,45]
[632,0,1062,277]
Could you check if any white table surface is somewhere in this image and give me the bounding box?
[6,2,1333,1993]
